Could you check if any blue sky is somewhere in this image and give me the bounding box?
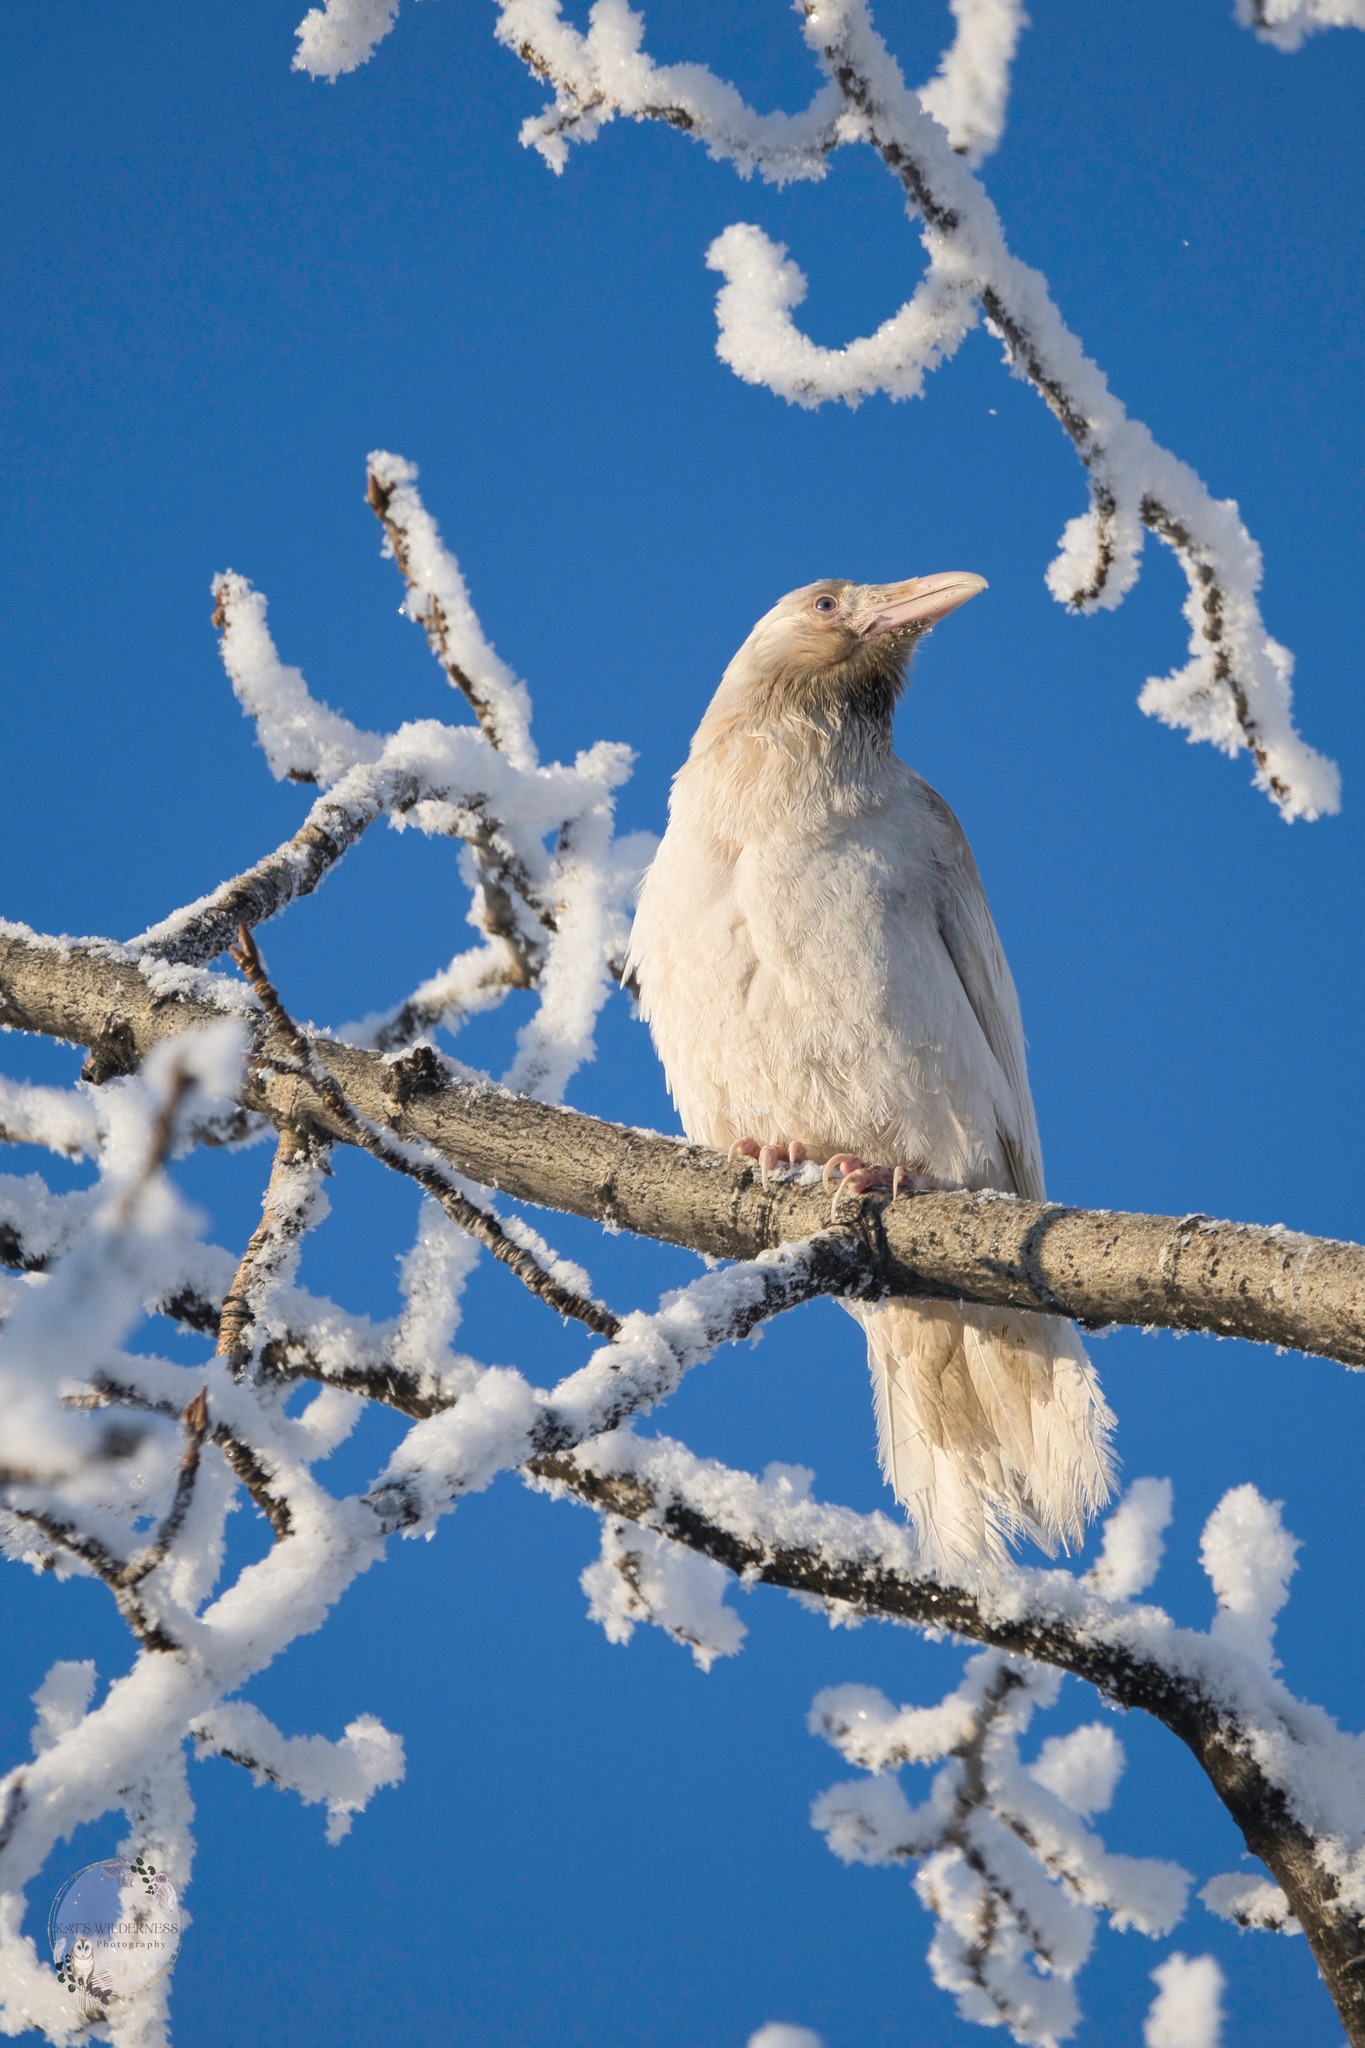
[2,2,1363,2042]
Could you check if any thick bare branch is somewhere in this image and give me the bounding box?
[2,923,1362,1370]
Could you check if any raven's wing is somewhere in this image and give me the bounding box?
[920,781,1046,1202]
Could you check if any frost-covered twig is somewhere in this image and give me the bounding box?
[132,751,411,969]
[360,937,525,1053]
[1,1498,181,1652]
[368,1235,874,1533]
[367,453,536,767]
[362,452,652,1045]
[1238,0,1365,53]
[215,1126,331,1378]
[211,568,380,786]
[1201,1869,1299,1933]
[533,1436,1365,2036]
[811,1647,1187,2042]
[191,1702,405,1844]
[581,1513,750,1669]
[361,450,553,1006]
[119,1389,212,1591]
[229,923,622,1337]
[488,0,1338,819]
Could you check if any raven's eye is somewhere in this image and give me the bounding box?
[814,594,838,615]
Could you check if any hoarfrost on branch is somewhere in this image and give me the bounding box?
[295,0,1342,819]
[5,1,1363,2038]
[3,457,1364,2044]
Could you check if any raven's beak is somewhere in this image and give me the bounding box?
[856,572,988,639]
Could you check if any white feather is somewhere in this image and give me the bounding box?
[854,1299,1114,1571]
[628,577,1116,1571]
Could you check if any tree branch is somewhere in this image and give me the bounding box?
[227,926,620,1338]
[498,0,1338,819]
[120,1389,211,1588]
[216,1125,329,1378]
[366,462,524,758]
[527,1435,1365,2039]
[363,457,558,984]
[6,921,1356,2026]
[136,548,572,979]
[361,938,522,1053]
[2,922,1362,1368]
[130,762,414,968]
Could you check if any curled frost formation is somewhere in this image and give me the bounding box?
[470,0,1337,819]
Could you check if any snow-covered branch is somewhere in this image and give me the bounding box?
[812,1649,1187,2043]
[6,918,1365,1372]
[365,453,536,767]
[477,0,1338,820]
[3,454,1359,2044]
[191,1703,405,1844]
[533,1438,1365,2039]
[134,462,647,1087]
[1238,0,1365,53]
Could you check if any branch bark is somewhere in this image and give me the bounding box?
[3,922,1363,1369]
